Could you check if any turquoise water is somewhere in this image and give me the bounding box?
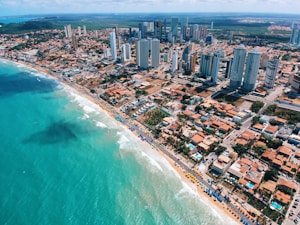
[245,182,255,189]
[271,201,282,211]
[0,17,36,24]
[0,59,236,225]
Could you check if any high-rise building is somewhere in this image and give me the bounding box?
[229,45,247,89]
[139,22,148,39]
[151,39,160,68]
[182,42,191,63]
[64,24,72,38]
[77,26,81,36]
[290,73,300,94]
[71,34,78,50]
[154,21,162,39]
[110,31,117,61]
[171,18,179,36]
[264,58,279,89]
[224,58,233,78]
[190,53,197,73]
[211,50,221,84]
[171,49,178,72]
[121,43,131,62]
[83,25,87,35]
[200,53,213,78]
[290,23,300,46]
[138,39,149,69]
[242,48,261,92]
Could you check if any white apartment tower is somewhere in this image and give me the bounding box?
[151,39,160,68]
[171,49,178,72]
[64,24,72,38]
[121,43,131,62]
[229,45,247,89]
[211,50,221,84]
[137,39,149,69]
[264,58,279,89]
[110,31,117,61]
[242,48,261,92]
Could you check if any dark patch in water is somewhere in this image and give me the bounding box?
[24,120,78,145]
[0,72,57,97]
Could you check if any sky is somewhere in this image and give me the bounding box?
[0,0,299,16]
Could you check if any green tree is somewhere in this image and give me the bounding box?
[266,139,282,149]
[251,101,264,113]
[264,104,277,115]
[263,169,279,181]
[233,144,249,156]
[252,116,260,125]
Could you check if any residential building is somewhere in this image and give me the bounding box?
[211,50,221,84]
[229,45,246,89]
[151,39,160,68]
[110,31,117,61]
[264,58,279,89]
[200,52,213,78]
[242,48,261,92]
[121,43,131,62]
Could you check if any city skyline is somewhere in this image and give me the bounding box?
[0,0,300,16]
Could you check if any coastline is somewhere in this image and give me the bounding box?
[0,58,244,225]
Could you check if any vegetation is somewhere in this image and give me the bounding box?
[264,105,300,124]
[215,146,226,155]
[252,116,261,125]
[264,104,278,115]
[213,93,240,105]
[263,168,279,182]
[144,108,169,127]
[266,138,282,149]
[233,144,249,157]
[135,90,148,98]
[252,144,266,156]
[251,101,264,113]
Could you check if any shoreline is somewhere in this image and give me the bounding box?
[0,58,245,225]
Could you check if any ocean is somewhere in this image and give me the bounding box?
[0,59,236,225]
[0,17,37,24]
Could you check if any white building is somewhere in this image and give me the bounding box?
[242,48,261,92]
[151,39,160,68]
[138,39,149,69]
[110,31,117,61]
[264,58,279,89]
[171,49,178,72]
[229,45,246,89]
[121,43,131,62]
[211,50,221,84]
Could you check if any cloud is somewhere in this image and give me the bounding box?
[0,0,299,15]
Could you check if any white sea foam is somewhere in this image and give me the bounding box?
[140,151,163,172]
[82,114,90,120]
[95,121,107,128]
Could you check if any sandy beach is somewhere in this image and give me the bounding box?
[2,58,249,225]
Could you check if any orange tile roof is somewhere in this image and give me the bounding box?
[236,138,249,145]
[191,134,204,144]
[274,190,291,204]
[277,179,298,191]
[239,158,252,166]
[275,117,287,124]
[253,123,264,130]
[265,125,278,134]
[272,158,283,166]
[277,146,292,156]
[241,130,256,140]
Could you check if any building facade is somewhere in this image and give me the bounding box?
[264,58,279,89]
[242,48,261,92]
[229,45,247,89]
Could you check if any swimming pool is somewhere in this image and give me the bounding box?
[271,201,282,211]
[245,182,255,189]
[189,143,195,150]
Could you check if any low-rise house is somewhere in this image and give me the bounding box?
[211,153,232,175]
